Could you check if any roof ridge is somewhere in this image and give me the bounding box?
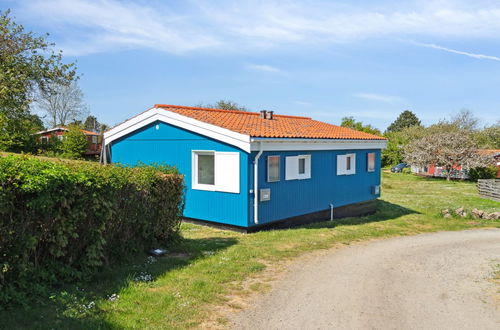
[154,104,311,119]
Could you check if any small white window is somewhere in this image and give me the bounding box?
[40,136,49,144]
[267,156,280,182]
[92,135,98,144]
[192,151,240,193]
[367,153,375,172]
[57,135,64,141]
[285,155,311,180]
[337,153,356,175]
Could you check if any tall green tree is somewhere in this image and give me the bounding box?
[382,125,426,166]
[0,9,76,152]
[386,110,421,133]
[340,116,382,135]
[83,115,100,132]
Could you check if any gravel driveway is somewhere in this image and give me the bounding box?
[231,229,500,330]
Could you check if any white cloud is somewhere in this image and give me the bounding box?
[18,0,219,55]
[16,0,500,56]
[245,64,282,73]
[410,41,500,61]
[353,93,403,103]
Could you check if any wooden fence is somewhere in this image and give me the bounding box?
[477,179,500,202]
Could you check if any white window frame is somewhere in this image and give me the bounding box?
[367,152,375,172]
[337,153,356,175]
[192,150,240,193]
[192,151,216,191]
[92,135,98,144]
[285,154,311,180]
[267,155,280,182]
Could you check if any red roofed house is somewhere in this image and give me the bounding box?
[413,149,500,179]
[36,127,102,156]
[103,104,387,230]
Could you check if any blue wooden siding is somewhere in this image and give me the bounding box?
[251,149,381,225]
[109,121,249,227]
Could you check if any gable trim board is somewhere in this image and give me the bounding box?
[103,107,252,153]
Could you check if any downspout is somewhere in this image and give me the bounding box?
[330,203,334,221]
[253,141,264,224]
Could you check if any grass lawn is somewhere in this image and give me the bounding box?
[3,172,499,329]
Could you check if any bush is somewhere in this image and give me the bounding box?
[402,167,411,174]
[468,166,498,181]
[59,125,88,159]
[0,155,184,306]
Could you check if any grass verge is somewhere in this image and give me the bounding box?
[2,172,499,329]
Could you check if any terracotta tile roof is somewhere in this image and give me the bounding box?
[81,129,99,136]
[155,104,386,140]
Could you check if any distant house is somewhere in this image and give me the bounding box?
[35,127,102,156]
[102,104,387,230]
[411,149,500,179]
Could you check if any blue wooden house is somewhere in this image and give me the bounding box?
[102,104,387,230]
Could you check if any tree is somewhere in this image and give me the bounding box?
[386,110,421,133]
[382,125,426,166]
[83,115,100,132]
[59,125,87,159]
[0,10,76,152]
[37,82,87,127]
[198,100,248,111]
[476,121,500,149]
[403,131,492,181]
[449,109,479,132]
[340,116,382,135]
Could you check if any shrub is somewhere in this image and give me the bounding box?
[468,166,497,181]
[59,125,88,159]
[0,155,184,306]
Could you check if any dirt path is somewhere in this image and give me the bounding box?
[230,229,500,330]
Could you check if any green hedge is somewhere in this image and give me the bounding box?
[0,155,184,306]
[468,166,498,182]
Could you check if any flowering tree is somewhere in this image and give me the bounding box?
[404,131,493,181]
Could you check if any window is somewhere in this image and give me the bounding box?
[298,158,305,174]
[57,135,64,141]
[92,135,98,144]
[197,153,215,185]
[192,151,240,193]
[337,153,356,175]
[285,155,311,180]
[40,136,49,144]
[267,156,280,182]
[367,153,375,172]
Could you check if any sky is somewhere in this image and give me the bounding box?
[2,0,500,130]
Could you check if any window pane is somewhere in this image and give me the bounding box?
[268,156,280,182]
[198,154,214,185]
[346,156,351,170]
[298,158,305,174]
[368,153,375,172]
